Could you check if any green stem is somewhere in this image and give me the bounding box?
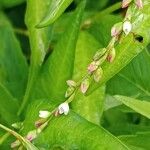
[14,28,29,37]
[0,132,10,145]
[82,2,121,28]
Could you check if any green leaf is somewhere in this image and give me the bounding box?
[18,0,53,115]
[37,0,73,27]
[0,0,25,8]
[71,31,105,125]
[0,12,28,99]
[119,132,150,150]
[23,100,129,150]
[0,83,19,125]
[87,1,150,95]
[31,0,86,104]
[107,50,150,100]
[114,95,150,119]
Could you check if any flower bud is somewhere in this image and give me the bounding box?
[66,80,76,87]
[12,122,23,130]
[35,118,47,128]
[58,102,69,115]
[26,130,37,141]
[111,22,123,37]
[65,86,75,98]
[87,61,98,73]
[123,20,132,35]
[107,48,116,63]
[135,0,143,9]
[80,78,90,94]
[11,140,21,148]
[93,48,107,61]
[93,67,103,82]
[39,110,51,118]
[122,0,133,8]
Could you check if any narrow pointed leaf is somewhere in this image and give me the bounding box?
[114,95,150,119]
[37,0,73,27]
[0,12,28,99]
[31,0,86,104]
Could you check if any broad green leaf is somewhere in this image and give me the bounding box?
[114,95,150,119]
[23,100,129,150]
[0,83,19,125]
[18,0,52,114]
[119,132,150,150]
[71,31,105,125]
[31,0,86,104]
[0,12,28,99]
[37,0,73,27]
[107,50,150,100]
[87,1,150,95]
[0,0,25,8]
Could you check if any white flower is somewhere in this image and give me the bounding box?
[39,110,51,118]
[123,20,132,35]
[58,102,69,115]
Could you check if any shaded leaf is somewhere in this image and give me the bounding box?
[114,95,150,119]
[0,84,19,125]
[0,0,25,8]
[0,12,28,99]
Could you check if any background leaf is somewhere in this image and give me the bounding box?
[114,95,150,119]
[71,31,105,125]
[0,12,28,99]
[31,1,86,104]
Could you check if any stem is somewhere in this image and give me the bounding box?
[0,132,10,145]
[82,2,121,28]
[14,28,29,37]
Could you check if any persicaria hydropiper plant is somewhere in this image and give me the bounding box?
[0,0,150,149]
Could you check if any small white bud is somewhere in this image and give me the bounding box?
[39,110,51,118]
[11,140,21,148]
[93,67,103,82]
[66,80,76,87]
[58,102,69,115]
[123,20,132,35]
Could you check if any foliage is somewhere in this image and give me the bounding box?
[0,0,150,150]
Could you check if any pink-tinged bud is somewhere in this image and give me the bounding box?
[135,0,143,9]
[11,140,21,148]
[54,109,60,117]
[122,0,132,8]
[87,61,98,73]
[80,78,90,94]
[93,67,103,82]
[107,48,116,63]
[35,118,46,128]
[26,130,37,142]
[111,22,123,37]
